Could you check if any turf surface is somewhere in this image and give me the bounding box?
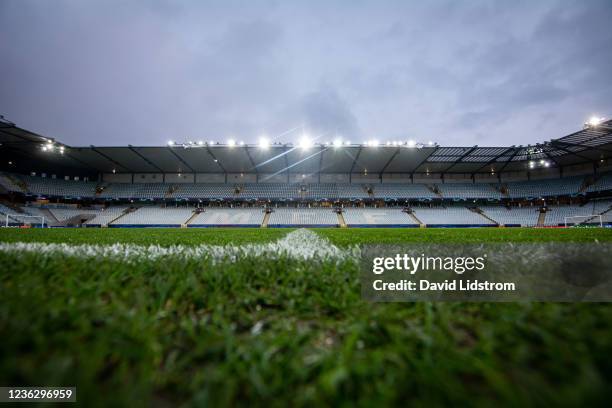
[1,227,612,406]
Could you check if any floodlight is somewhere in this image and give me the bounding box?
[370,140,379,147]
[540,160,545,165]
[345,140,351,145]
[333,139,343,147]
[228,139,236,147]
[386,141,391,146]
[42,146,48,151]
[259,137,269,149]
[407,140,416,148]
[299,136,313,150]
[587,116,605,127]
[544,161,550,167]
[239,141,245,146]
[167,140,174,146]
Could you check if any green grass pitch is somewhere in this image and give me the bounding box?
[1,227,612,406]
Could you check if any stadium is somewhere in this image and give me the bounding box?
[1,116,612,228]
[2,115,612,406]
[2,1,612,406]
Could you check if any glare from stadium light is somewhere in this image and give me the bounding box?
[259,137,269,149]
[544,161,550,167]
[428,141,434,146]
[368,140,379,147]
[587,116,605,127]
[167,140,174,146]
[46,139,53,144]
[112,169,116,174]
[228,139,236,147]
[42,145,48,152]
[197,140,204,146]
[407,140,416,148]
[299,136,313,150]
[386,141,391,146]
[529,161,535,169]
[333,139,343,148]
[539,159,545,165]
[239,141,245,146]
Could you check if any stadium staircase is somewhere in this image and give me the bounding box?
[406,209,424,227]
[185,210,200,225]
[498,185,509,198]
[427,184,443,198]
[95,184,107,196]
[166,185,178,198]
[471,207,499,225]
[107,207,136,226]
[537,210,546,227]
[40,208,59,225]
[60,213,96,227]
[337,211,347,228]
[261,211,270,228]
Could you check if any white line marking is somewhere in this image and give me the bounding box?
[0,229,358,263]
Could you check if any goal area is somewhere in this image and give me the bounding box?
[4,214,46,228]
[564,214,603,228]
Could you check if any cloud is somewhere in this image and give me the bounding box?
[0,0,611,148]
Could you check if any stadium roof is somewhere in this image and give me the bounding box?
[1,116,611,176]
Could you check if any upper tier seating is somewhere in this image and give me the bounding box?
[412,206,495,225]
[373,184,438,199]
[239,183,301,199]
[100,183,169,199]
[304,184,339,199]
[3,171,612,200]
[342,208,417,225]
[268,208,338,226]
[436,183,503,199]
[173,184,236,199]
[20,175,97,198]
[189,208,264,225]
[0,173,26,192]
[506,176,584,198]
[586,173,612,193]
[337,184,369,199]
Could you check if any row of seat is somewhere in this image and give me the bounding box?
[3,201,611,227]
[3,172,612,200]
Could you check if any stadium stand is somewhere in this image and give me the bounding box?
[189,208,264,226]
[342,208,418,226]
[586,173,612,193]
[111,206,194,226]
[436,183,503,199]
[18,175,98,198]
[479,206,540,226]
[337,184,370,199]
[305,184,339,200]
[412,206,495,226]
[100,183,169,199]
[268,208,339,227]
[372,184,438,200]
[85,206,129,226]
[506,176,584,198]
[239,183,301,200]
[172,184,236,199]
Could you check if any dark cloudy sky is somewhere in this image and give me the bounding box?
[1,0,611,147]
